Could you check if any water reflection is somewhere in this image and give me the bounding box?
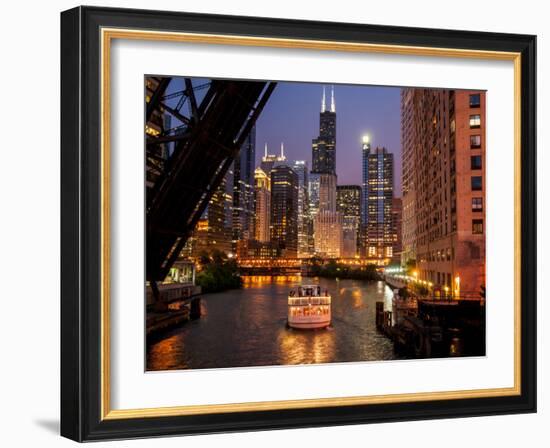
[147,277,398,371]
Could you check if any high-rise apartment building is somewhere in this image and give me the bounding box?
[253,167,271,243]
[270,165,299,257]
[337,185,362,258]
[400,88,486,296]
[362,141,394,259]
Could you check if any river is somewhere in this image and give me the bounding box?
[147,276,399,371]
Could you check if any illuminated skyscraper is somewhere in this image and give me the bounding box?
[291,160,312,257]
[337,185,362,258]
[260,142,286,174]
[313,172,343,257]
[253,167,271,243]
[308,172,321,219]
[311,86,342,257]
[362,140,394,259]
[311,86,337,175]
[270,165,299,257]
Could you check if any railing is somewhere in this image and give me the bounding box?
[288,297,331,306]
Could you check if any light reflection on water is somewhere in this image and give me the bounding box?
[147,277,398,371]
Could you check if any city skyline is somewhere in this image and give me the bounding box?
[254,81,402,195]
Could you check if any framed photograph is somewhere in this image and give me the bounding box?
[60,6,537,441]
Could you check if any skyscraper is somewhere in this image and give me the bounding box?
[308,172,321,219]
[362,141,394,259]
[361,135,371,227]
[186,174,233,257]
[311,87,343,258]
[337,185,362,258]
[401,88,486,296]
[270,165,299,257]
[232,126,256,247]
[253,167,271,243]
[260,142,286,174]
[291,160,312,257]
[311,86,337,175]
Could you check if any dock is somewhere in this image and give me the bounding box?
[146,282,202,338]
[376,295,485,358]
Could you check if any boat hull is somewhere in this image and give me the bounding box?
[288,316,331,329]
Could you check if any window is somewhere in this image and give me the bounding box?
[470,93,481,108]
[469,114,481,128]
[471,155,482,170]
[472,219,483,234]
[472,197,483,211]
[471,176,482,191]
[470,135,481,148]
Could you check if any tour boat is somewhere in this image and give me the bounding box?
[287,284,331,329]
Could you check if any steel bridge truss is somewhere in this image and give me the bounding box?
[145,76,276,286]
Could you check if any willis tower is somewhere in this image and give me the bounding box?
[311,86,336,174]
[310,86,343,258]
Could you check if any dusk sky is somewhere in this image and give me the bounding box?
[163,78,403,195]
[255,81,402,195]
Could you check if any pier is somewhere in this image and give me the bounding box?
[376,296,485,358]
[146,282,202,338]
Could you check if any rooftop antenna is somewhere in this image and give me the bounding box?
[280,142,285,159]
[321,86,326,113]
[264,142,268,158]
[331,85,336,112]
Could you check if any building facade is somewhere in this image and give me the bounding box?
[291,160,313,257]
[401,89,418,266]
[391,197,403,264]
[185,175,233,257]
[308,172,321,219]
[400,88,486,297]
[337,185,362,258]
[362,142,395,260]
[270,165,299,257]
[253,167,271,243]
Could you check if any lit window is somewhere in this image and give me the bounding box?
[471,155,482,170]
[470,93,481,108]
[472,219,483,234]
[472,197,483,212]
[469,115,481,128]
[470,135,481,148]
[471,176,482,191]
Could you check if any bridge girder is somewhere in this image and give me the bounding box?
[145,77,276,282]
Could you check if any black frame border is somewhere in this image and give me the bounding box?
[61,6,537,442]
